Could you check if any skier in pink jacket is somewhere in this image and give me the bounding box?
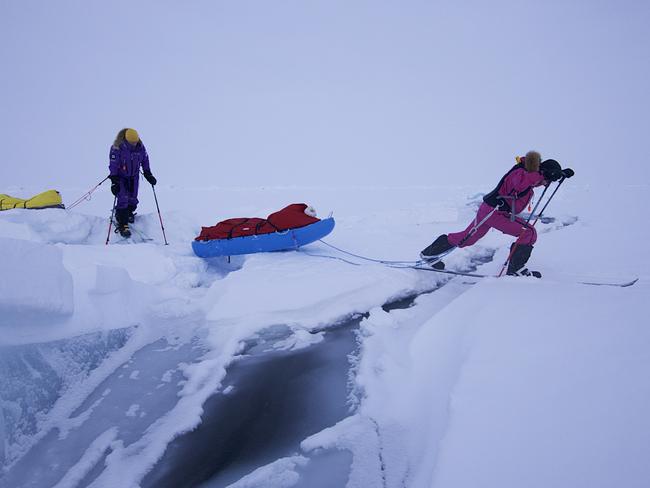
[420,151,570,276]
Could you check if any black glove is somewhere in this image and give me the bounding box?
[109,175,120,196]
[561,168,575,178]
[143,171,157,186]
[541,168,562,182]
[540,159,563,182]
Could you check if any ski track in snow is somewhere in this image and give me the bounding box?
[1,185,648,488]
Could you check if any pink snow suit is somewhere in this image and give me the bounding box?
[447,166,544,247]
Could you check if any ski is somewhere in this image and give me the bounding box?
[129,225,154,243]
[110,221,152,244]
[419,247,455,269]
[578,278,638,288]
[410,264,639,287]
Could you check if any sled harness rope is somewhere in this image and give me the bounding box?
[67,176,110,210]
[315,199,502,268]
[316,239,424,265]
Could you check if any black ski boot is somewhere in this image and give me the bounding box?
[116,223,131,238]
[420,234,454,261]
[115,208,132,238]
[506,244,541,278]
[510,267,542,278]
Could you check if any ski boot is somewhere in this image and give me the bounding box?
[506,244,541,278]
[116,223,132,239]
[508,267,542,278]
[114,208,132,238]
[420,234,454,269]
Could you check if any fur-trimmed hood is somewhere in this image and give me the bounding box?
[522,150,541,172]
[113,128,128,148]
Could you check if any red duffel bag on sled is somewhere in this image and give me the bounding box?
[192,203,336,258]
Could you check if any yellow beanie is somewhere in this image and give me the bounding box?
[125,128,140,144]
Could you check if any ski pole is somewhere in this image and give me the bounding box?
[106,196,117,245]
[526,183,550,223]
[529,168,573,226]
[530,177,566,226]
[494,183,550,272]
[150,183,169,245]
[497,177,566,276]
[67,176,110,210]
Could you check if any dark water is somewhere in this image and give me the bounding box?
[142,290,432,488]
[142,284,438,488]
[142,318,364,488]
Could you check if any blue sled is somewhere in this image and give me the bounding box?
[192,218,335,258]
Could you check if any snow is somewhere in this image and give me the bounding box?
[1,183,649,488]
[201,251,433,331]
[301,415,384,488]
[423,282,650,488]
[51,428,118,488]
[321,187,650,488]
[125,405,140,417]
[0,237,74,327]
[222,456,309,488]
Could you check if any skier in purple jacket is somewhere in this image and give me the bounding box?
[109,128,157,238]
[420,151,572,277]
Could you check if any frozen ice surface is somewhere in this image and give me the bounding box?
[0,184,648,488]
[1,334,207,488]
[0,328,131,466]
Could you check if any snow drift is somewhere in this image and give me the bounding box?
[0,237,73,327]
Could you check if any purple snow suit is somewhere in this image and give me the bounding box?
[109,141,151,210]
[448,166,545,247]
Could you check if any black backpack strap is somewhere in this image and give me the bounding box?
[483,164,530,212]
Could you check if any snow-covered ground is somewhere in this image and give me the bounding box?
[1,181,648,488]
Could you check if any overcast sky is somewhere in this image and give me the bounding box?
[1,0,649,190]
